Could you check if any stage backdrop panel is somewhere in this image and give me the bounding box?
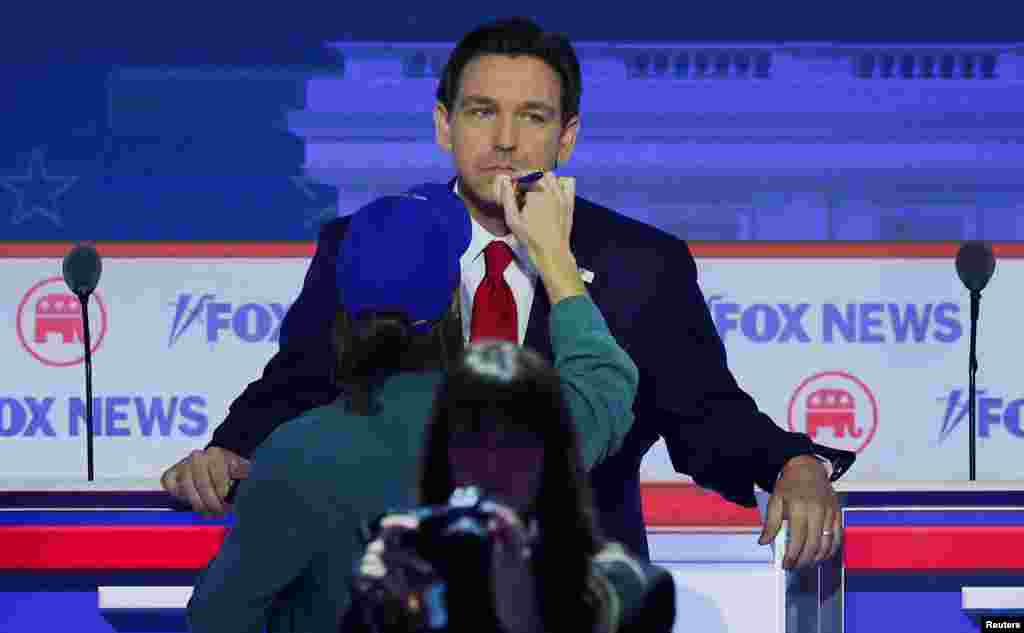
[2,243,1019,484]
[0,252,309,478]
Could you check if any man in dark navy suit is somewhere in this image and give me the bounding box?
[163,17,853,567]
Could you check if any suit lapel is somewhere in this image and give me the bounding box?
[524,282,553,361]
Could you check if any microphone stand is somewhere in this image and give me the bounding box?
[968,289,981,482]
[78,292,95,481]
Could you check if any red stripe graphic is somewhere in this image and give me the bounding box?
[9,490,1024,571]
[0,484,757,570]
[0,526,227,570]
[641,482,762,527]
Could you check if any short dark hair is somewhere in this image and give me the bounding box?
[419,340,604,632]
[436,17,582,125]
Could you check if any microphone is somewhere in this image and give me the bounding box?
[956,241,996,294]
[63,243,102,298]
[62,243,103,481]
[954,241,996,481]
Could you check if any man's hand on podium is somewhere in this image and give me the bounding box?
[161,446,251,516]
[758,454,841,570]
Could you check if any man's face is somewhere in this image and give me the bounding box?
[434,54,579,212]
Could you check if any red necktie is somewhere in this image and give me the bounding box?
[470,241,518,343]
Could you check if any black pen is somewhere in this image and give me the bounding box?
[515,171,544,186]
[514,171,545,203]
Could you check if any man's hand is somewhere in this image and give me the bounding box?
[160,447,250,515]
[757,455,842,569]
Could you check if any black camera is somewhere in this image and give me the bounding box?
[348,487,525,633]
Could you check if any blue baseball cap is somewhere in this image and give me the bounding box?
[337,183,471,334]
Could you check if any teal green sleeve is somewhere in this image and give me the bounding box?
[186,436,322,633]
[549,294,639,470]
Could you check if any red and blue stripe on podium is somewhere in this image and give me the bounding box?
[0,483,762,633]
[0,491,229,633]
[8,485,1021,632]
[838,488,1024,633]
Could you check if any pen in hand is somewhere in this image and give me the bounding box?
[513,171,544,205]
[515,171,544,186]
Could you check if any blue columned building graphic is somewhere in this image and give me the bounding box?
[2,41,1023,242]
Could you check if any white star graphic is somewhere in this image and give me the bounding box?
[2,147,80,227]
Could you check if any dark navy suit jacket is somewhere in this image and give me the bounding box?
[208,187,820,559]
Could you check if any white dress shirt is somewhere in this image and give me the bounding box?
[454,180,538,344]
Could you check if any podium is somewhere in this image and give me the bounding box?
[0,479,223,633]
[789,481,1024,633]
[4,479,1024,633]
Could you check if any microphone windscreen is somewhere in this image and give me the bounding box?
[63,243,103,297]
[955,241,996,293]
